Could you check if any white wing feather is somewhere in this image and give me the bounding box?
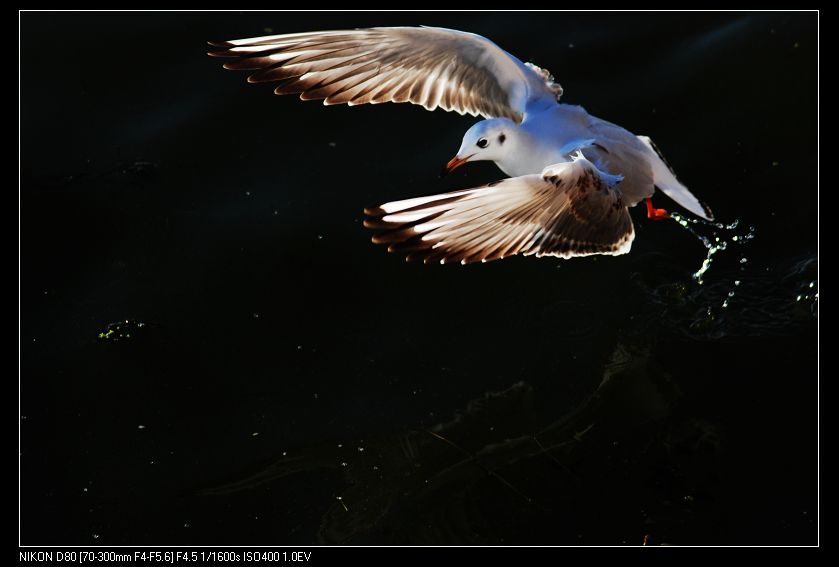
[210,26,562,122]
[364,155,635,264]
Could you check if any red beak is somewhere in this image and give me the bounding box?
[441,154,474,177]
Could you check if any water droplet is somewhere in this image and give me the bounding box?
[137,425,146,430]
[672,212,752,284]
[252,432,259,437]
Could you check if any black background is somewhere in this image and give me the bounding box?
[21,11,817,545]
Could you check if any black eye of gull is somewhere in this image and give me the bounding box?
[498,134,506,144]
[477,138,488,148]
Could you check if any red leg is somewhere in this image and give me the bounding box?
[646,198,670,220]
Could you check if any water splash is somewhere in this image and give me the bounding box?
[670,213,756,285]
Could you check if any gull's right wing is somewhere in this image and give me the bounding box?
[209,26,562,123]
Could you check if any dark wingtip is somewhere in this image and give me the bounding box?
[363,219,390,229]
[700,200,715,221]
[207,40,233,48]
[363,206,384,217]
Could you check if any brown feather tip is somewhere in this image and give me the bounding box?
[363,206,385,216]
[207,40,233,48]
[222,59,266,71]
[362,219,396,230]
[207,50,234,58]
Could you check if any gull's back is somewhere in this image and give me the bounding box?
[521,104,656,207]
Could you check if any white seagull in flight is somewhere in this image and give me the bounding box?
[209,26,713,264]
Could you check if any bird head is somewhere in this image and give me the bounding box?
[441,118,518,176]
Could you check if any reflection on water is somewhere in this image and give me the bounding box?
[632,252,817,341]
[199,240,816,543]
[203,341,689,544]
[202,257,809,545]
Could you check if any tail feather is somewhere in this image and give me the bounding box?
[637,136,713,220]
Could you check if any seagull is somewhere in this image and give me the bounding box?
[209,26,713,264]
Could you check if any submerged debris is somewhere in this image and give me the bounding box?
[120,160,157,176]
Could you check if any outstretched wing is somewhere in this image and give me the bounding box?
[209,26,562,122]
[364,154,634,264]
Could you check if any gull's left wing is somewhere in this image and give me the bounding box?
[364,154,635,264]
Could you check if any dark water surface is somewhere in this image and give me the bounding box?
[21,12,817,545]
